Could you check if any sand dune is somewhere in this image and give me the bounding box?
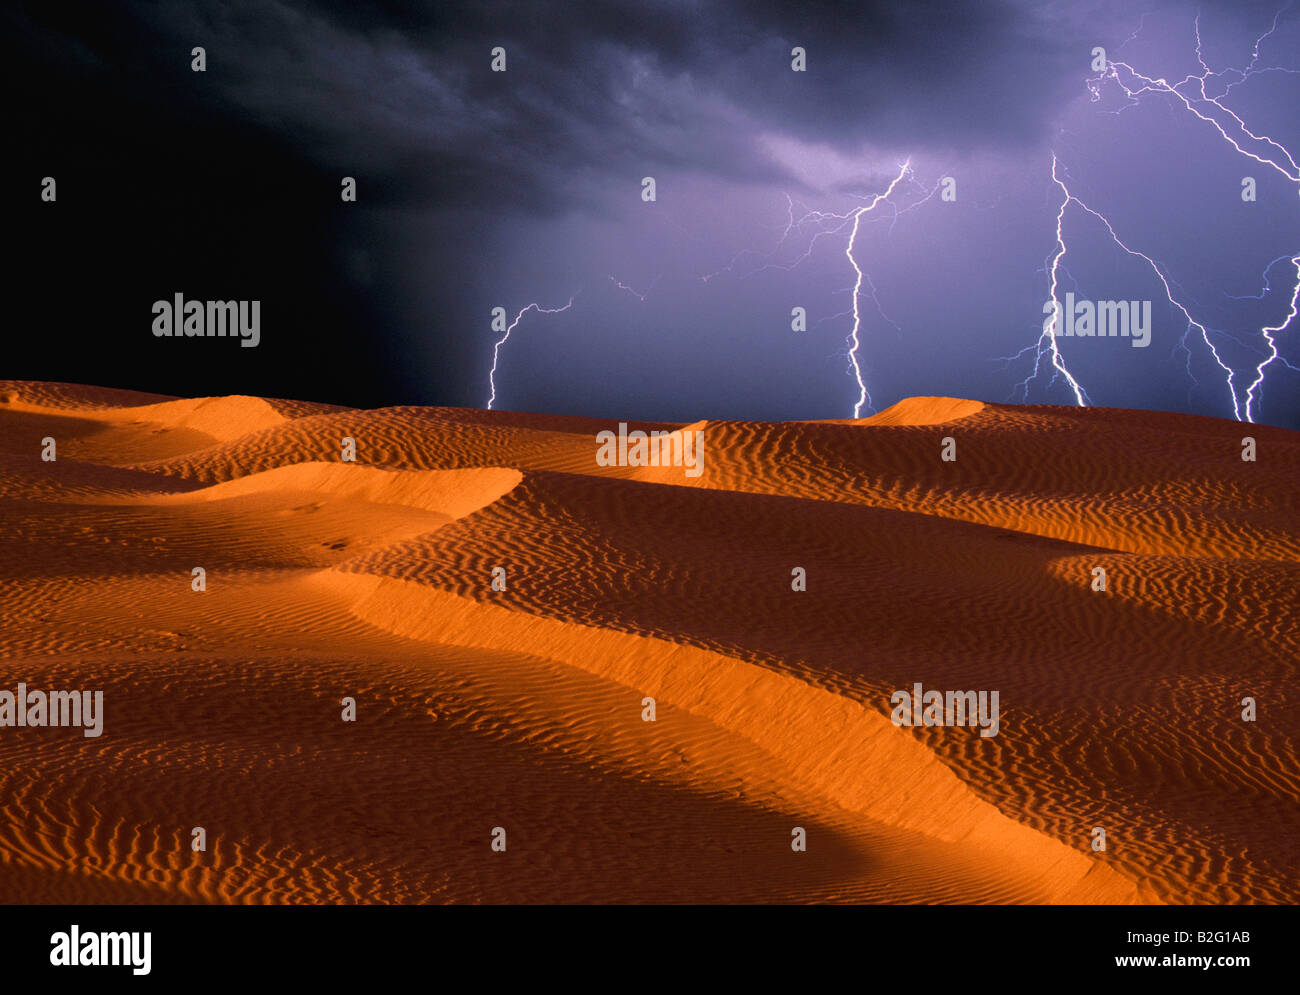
[0,379,1295,904]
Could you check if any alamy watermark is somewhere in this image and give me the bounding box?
[0,683,103,737]
[1043,292,1151,348]
[50,926,150,975]
[890,682,1000,738]
[595,422,704,478]
[152,293,260,347]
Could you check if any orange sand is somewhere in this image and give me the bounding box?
[0,379,1295,904]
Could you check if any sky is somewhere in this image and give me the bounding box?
[8,0,1299,428]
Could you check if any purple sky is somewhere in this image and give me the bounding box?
[11,0,1300,427]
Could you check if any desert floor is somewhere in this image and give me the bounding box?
[0,380,1296,903]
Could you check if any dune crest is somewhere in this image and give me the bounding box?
[98,395,291,442]
[340,574,1151,904]
[862,396,987,426]
[139,462,523,519]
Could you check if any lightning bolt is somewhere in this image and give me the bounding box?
[610,161,928,416]
[1012,156,1092,406]
[1246,253,1300,419]
[1093,23,1299,185]
[844,160,913,417]
[1037,155,1242,412]
[486,296,576,410]
[1015,7,1299,420]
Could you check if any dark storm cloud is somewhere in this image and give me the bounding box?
[48,0,1139,214]
[17,0,1287,215]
